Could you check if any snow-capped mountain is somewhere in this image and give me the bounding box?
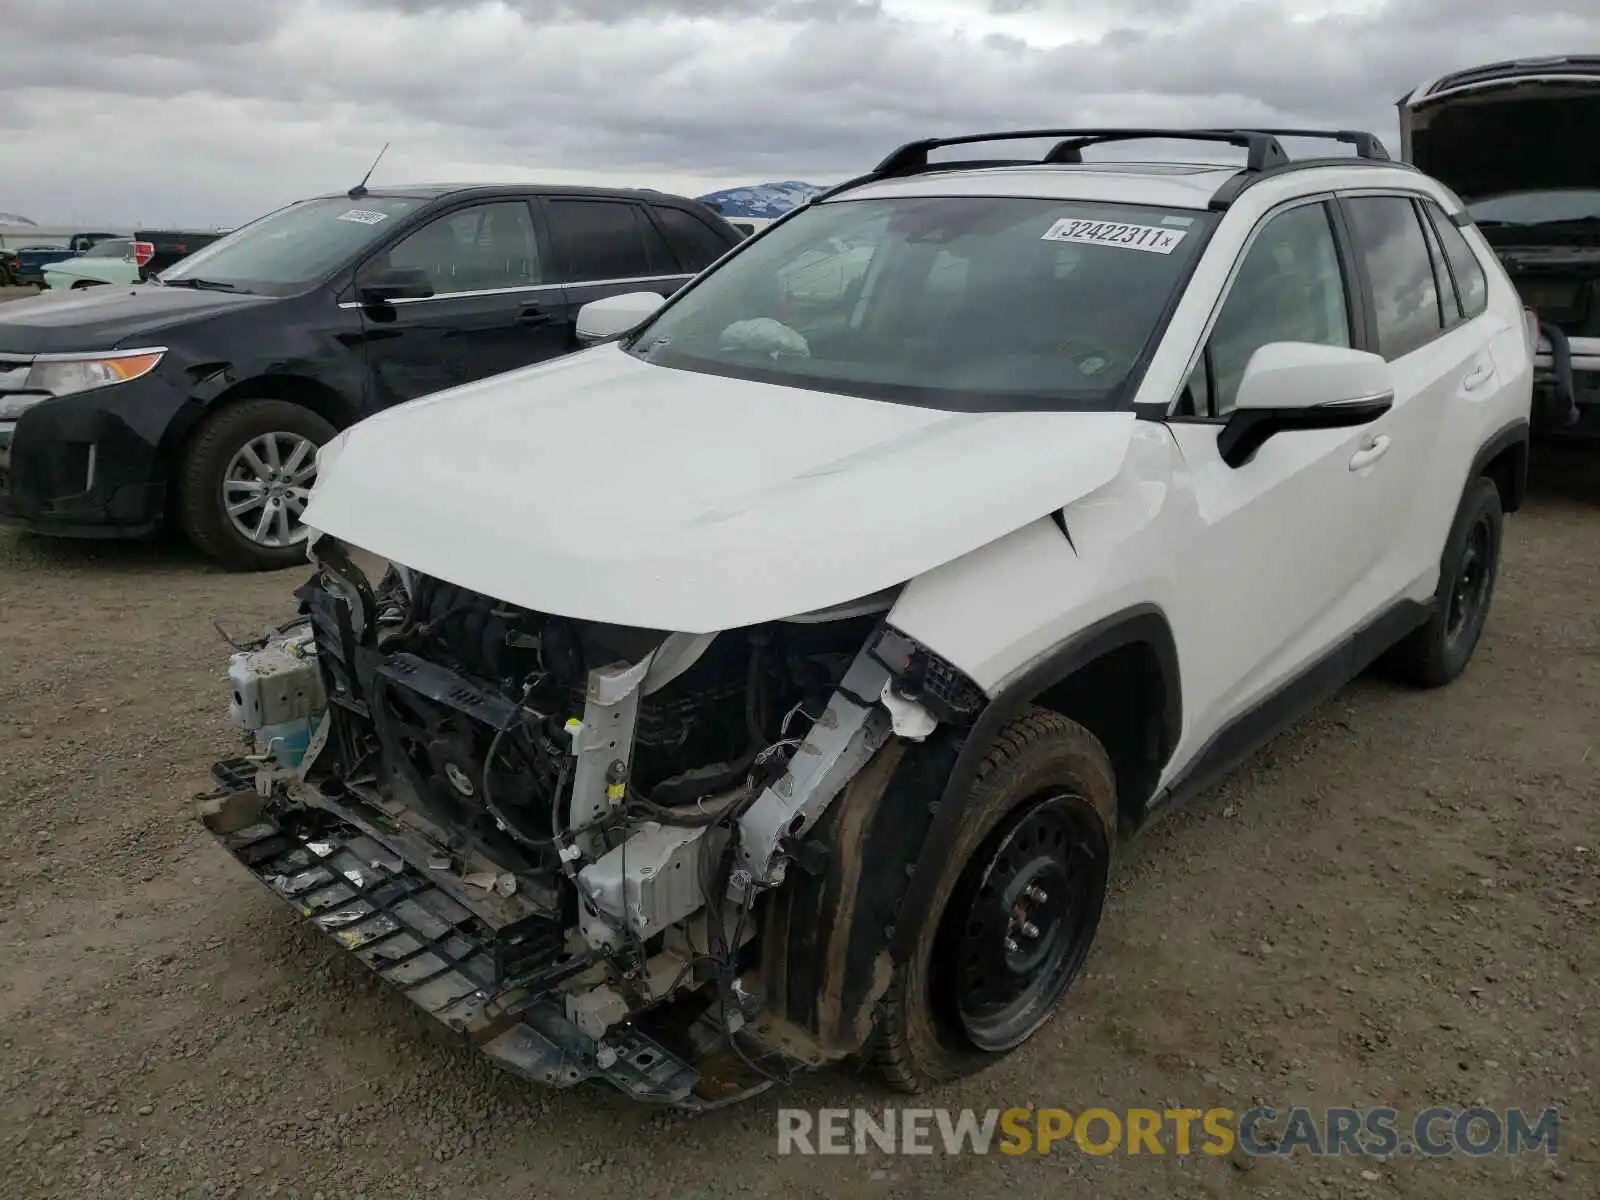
[697,181,825,219]
[0,213,37,226]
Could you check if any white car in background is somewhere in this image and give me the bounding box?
[204,126,1533,1109]
[41,237,153,290]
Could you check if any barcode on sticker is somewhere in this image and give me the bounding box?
[1042,219,1188,254]
[337,209,390,225]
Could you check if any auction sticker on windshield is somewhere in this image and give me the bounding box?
[337,209,391,225]
[1042,219,1188,254]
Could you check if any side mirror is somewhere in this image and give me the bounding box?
[575,290,664,344]
[1218,342,1394,468]
[359,267,433,306]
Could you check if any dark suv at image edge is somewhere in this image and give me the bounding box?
[0,183,743,569]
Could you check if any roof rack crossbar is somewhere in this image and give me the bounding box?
[872,128,1291,177]
[1199,127,1392,161]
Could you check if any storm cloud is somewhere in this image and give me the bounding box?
[2,0,1595,226]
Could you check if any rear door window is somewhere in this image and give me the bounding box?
[546,200,674,282]
[1342,195,1444,360]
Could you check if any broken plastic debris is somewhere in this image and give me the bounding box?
[879,679,936,741]
[314,907,371,928]
[307,841,335,857]
[494,872,517,897]
[462,871,499,891]
[343,868,365,887]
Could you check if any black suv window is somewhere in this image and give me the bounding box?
[651,206,731,271]
[1343,196,1443,360]
[371,201,542,295]
[1190,201,1352,416]
[1421,202,1488,322]
[546,200,675,282]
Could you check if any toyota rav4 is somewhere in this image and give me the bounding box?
[199,127,1534,1109]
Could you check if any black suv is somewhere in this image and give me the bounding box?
[0,183,743,569]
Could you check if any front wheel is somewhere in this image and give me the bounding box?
[875,709,1117,1092]
[177,399,336,571]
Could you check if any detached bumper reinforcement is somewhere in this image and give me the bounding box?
[198,758,703,1106]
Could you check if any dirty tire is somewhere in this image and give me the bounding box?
[177,398,336,572]
[1378,474,1503,689]
[875,708,1116,1093]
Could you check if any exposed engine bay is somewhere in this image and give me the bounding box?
[201,535,983,1106]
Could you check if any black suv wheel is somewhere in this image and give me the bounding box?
[177,398,335,571]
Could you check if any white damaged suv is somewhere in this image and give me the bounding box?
[201,128,1534,1108]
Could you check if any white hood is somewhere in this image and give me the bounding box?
[304,345,1136,633]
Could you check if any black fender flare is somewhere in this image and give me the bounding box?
[1469,417,1530,513]
[758,604,1181,1057]
[886,603,1181,963]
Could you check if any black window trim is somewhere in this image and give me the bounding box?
[1414,196,1463,327]
[1418,196,1489,324]
[1162,191,1367,425]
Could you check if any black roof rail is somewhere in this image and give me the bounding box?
[872,128,1291,177]
[795,125,1400,214]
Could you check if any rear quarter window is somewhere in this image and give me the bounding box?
[1421,202,1489,321]
[652,206,735,272]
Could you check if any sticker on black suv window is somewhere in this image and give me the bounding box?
[336,209,391,225]
[1041,219,1188,254]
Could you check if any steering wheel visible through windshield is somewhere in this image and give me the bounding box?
[625,193,1214,411]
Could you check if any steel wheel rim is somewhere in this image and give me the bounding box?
[1445,514,1494,647]
[936,792,1105,1053]
[223,431,318,548]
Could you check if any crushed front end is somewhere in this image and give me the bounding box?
[199,536,969,1107]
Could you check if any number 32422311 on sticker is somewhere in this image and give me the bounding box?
[1042,218,1188,254]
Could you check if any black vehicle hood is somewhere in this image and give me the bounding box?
[0,284,275,354]
[1403,73,1600,199]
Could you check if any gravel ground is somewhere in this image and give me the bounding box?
[1,449,1596,1200]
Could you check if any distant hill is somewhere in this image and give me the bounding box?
[697,181,824,219]
[0,213,37,226]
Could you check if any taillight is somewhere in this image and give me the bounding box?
[132,241,155,267]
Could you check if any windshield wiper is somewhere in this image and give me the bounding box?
[160,277,244,292]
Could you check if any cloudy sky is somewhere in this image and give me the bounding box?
[2,0,1595,227]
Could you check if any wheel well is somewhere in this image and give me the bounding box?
[159,375,355,517]
[1032,641,1171,835]
[1479,439,1527,514]
[208,375,356,432]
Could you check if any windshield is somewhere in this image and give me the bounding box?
[1466,189,1600,226]
[626,195,1212,411]
[82,239,133,259]
[159,195,425,293]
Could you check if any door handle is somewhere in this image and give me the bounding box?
[1348,434,1391,471]
[1462,360,1495,392]
[518,308,556,327]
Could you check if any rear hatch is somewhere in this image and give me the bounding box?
[1400,57,1600,391]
